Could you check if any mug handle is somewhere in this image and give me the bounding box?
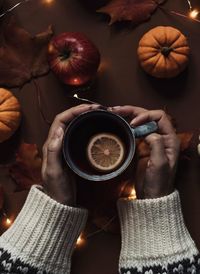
[131,121,158,138]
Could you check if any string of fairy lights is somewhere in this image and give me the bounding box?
[76,187,137,248]
[170,0,200,22]
[0,0,199,243]
[0,0,199,21]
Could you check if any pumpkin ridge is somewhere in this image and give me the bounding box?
[0,107,21,113]
[152,53,163,69]
[173,45,189,50]
[0,111,21,118]
[170,52,188,71]
[170,32,184,48]
[168,53,181,71]
[151,35,162,49]
[0,115,19,130]
[173,49,189,57]
[151,55,165,76]
[139,45,160,49]
[140,52,158,62]
[138,46,159,59]
[143,54,160,69]
[0,121,11,132]
[0,92,13,106]
[0,95,19,106]
[168,32,182,48]
[0,100,20,113]
[143,53,162,72]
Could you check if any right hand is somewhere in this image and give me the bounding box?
[41,104,100,205]
[109,106,180,199]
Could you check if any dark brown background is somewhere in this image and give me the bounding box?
[0,0,200,273]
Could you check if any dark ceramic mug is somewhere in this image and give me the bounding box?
[62,109,158,181]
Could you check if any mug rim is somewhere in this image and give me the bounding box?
[62,109,135,181]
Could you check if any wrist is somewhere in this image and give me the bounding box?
[138,184,175,199]
[43,188,76,206]
[117,190,198,269]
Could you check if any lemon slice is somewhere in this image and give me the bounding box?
[87,133,125,172]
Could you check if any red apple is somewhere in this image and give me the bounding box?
[48,32,100,86]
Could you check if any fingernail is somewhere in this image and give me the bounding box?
[130,118,137,126]
[108,106,121,111]
[90,104,101,109]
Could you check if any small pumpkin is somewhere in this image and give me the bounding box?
[0,88,21,143]
[137,26,190,78]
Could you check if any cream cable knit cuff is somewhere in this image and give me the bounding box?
[0,185,88,274]
[117,190,199,271]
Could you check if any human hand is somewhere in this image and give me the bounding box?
[109,106,180,199]
[42,104,100,206]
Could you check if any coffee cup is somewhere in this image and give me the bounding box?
[62,109,157,181]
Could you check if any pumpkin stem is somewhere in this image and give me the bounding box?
[161,47,173,57]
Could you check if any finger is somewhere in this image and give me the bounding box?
[130,110,175,135]
[145,133,168,167]
[48,104,100,140]
[45,127,64,178]
[41,143,47,178]
[108,105,147,118]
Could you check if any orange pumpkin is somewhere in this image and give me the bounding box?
[137,26,190,78]
[0,88,21,143]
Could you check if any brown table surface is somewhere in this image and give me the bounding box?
[1,0,200,273]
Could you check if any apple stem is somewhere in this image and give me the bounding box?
[60,50,71,60]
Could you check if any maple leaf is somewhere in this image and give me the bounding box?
[0,18,53,88]
[9,143,42,192]
[97,0,166,25]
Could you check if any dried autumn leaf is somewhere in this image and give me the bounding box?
[10,143,42,191]
[178,133,193,151]
[97,0,166,25]
[0,18,53,88]
[136,132,193,159]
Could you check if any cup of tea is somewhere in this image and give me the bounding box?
[62,109,157,181]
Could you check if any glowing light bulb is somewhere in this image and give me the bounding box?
[189,9,199,19]
[76,234,85,247]
[5,218,12,226]
[73,93,79,98]
[73,78,79,85]
[129,187,137,200]
[43,0,54,4]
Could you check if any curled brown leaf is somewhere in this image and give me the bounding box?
[97,0,166,25]
[9,143,42,192]
[0,18,53,88]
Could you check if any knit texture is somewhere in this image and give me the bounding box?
[0,185,88,274]
[117,190,200,273]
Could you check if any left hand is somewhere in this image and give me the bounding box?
[108,106,180,199]
[42,104,100,205]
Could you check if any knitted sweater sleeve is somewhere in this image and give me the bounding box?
[0,185,88,274]
[117,190,200,274]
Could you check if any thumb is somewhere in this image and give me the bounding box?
[46,127,64,171]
